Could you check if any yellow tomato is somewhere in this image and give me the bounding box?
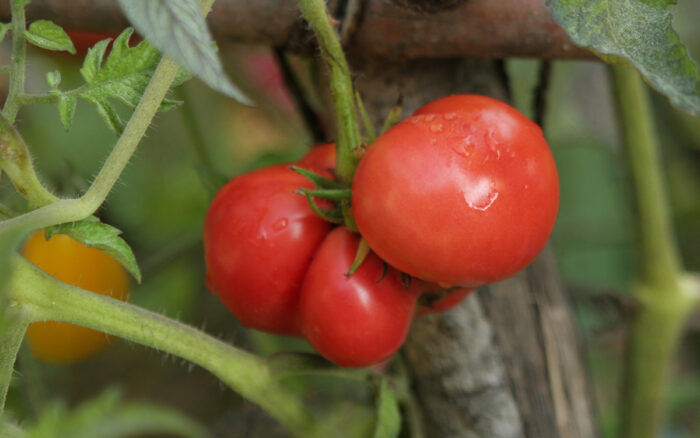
[21,230,130,364]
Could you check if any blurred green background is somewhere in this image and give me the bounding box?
[1,2,699,437]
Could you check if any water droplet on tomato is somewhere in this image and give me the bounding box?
[430,122,444,133]
[462,177,499,211]
[272,218,288,231]
[443,112,457,121]
[424,114,436,122]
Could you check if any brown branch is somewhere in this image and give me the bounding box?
[1,0,594,60]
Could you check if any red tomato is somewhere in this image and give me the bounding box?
[417,285,474,316]
[204,164,332,336]
[299,227,419,367]
[297,143,336,176]
[352,94,559,286]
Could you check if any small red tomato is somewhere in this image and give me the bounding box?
[352,94,559,286]
[204,164,332,336]
[297,143,336,176]
[417,285,474,316]
[300,227,419,367]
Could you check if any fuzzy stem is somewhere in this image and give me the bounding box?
[0,115,59,207]
[0,307,30,411]
[7,255,324,437]
[298,0,361,183]
[2,0,27,124]
[609,63,699,438]
[0,57,180,236]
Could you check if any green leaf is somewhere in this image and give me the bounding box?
[25,388,207,438]
[547,0,700,114]
[57,94,77,131]
[0,23,11,45]
[76,28,179,134]
[45,216,142,283]
[373,379,401,438]
[46,70,61,89]
[118,0,251,104]
[25,20,76,54]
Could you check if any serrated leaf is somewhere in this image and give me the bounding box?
[75,28,185,133]
[547,0,700,115]
[57,94,77,130]
[25,388,207,438]
[118,0,251,104]
[45,216,141,283]
[25,20,76,54]
[373,379,401,438]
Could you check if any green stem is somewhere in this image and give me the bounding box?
[609,64,681,290]
[609,63,700,438]
[298,0,361,183]
[7,254,324,437]
[0,115,60,207]
[0,57,180,236]
[0,307,31,411]
[2,0,27,124]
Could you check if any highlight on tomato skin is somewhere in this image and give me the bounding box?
[352,94,559,287]
[21,230,130,365]
[299,227,420,368]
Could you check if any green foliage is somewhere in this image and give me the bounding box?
[11,388,208,438]
[75,29,181,133]
[118,0,250,104]
[24,20,75,55]
[548,0,700,114]
[373,379,401,438]
[45,216,142,283]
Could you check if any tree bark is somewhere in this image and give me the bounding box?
[351,56,599,438]
[1,0,593,60]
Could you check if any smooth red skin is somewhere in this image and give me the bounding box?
[300,227,419,368]
[352,94,559,286]
[298,143,336,175]
[204,165,332,336]
[417,287,474,316]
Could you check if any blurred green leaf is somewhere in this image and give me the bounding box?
[373,379,401,438]
[56,94,77,131]
[76,28,181,133]
[118,0,250,104]
[0,418,25,438]
[45,216,142,283]
[548,0,700,114]
[25,20,76,55]
[24,387,208,438]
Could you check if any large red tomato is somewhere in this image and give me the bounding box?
[204,164,332,336]
[299,227,419,367]
[352,95,559,286]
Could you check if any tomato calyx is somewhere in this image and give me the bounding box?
[346,237,370,276]
[289,164,359,232]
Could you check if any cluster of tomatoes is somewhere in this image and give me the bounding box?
[204,95,559,368]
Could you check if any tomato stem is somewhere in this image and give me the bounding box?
[609,63,700,438]
[7,254,327,438]
[2,0,28,124]
[297,0,362,184]
[0,306,30,412]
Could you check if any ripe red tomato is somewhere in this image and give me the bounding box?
[299,227,419,367]
[417,285,474,316]
[352,94,559,286]
[297,143,336,176]
[204,164,332,336]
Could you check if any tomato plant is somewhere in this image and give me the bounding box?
[203,164,332,336]
[21,231,130,364]
[299,227,419,367]
[352,94,559,286]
